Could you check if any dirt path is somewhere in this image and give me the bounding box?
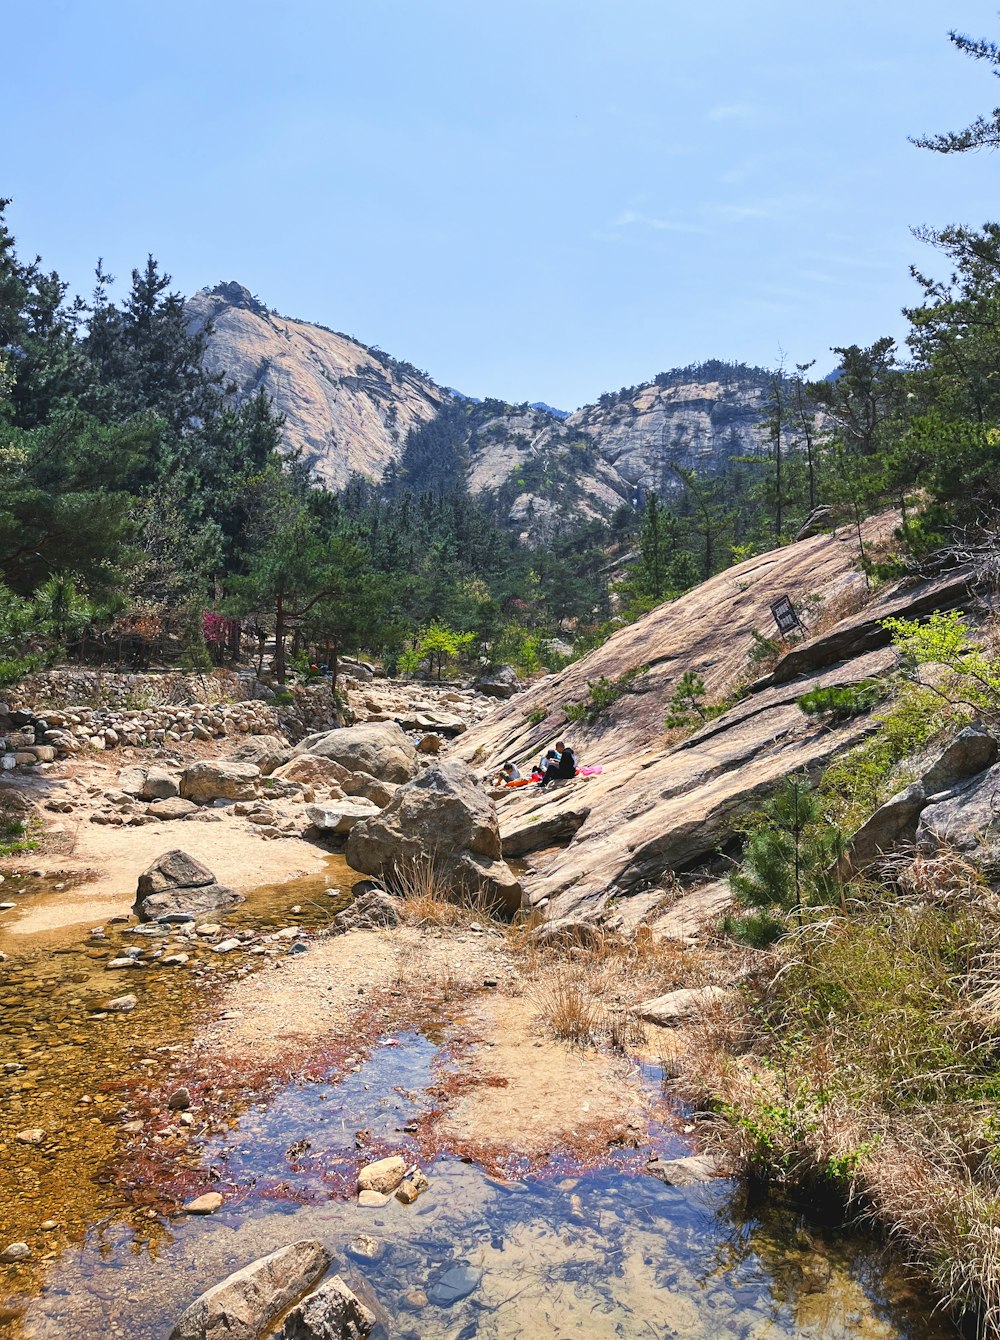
[197,924,512,1060]
[439,992,649,1156]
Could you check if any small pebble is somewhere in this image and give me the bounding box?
[182,1192,223,1215]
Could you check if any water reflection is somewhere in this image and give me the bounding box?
[13,1030,957,1340]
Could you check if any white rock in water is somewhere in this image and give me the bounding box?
[357,1154,406,1194]
[182,1192,223,1215]
[168,1239,332,1340]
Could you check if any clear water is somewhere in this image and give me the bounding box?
[0,865,958,1340]
[7,1031,956,1340]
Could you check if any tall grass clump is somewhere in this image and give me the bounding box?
[387,853,499,929]
[532,967,606,1047]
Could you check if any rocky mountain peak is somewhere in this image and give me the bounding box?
[205,281,268,315]
[184,285,448,490]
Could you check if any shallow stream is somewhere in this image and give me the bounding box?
[0,867,959,1339]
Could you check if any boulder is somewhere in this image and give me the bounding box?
[649,879,734,942]
[137,849,213,895]
[180,760,261,804]
[229,734,292,775]
[358,1155,406,1194]
[333,888,401,932]
[836,781,927,878]
[148,797,199,822]
[395,1170,430,1204]
[793,506,836,542]
[346,760,522,915]
[134,849,242,923]
[118,766,147,797]
[638,985,735,1027]
[500,802,591,857]
[183,1192,223,1215]
[396,709,468,736]
[292,722,416,784]
[921,724,998,793]
[426,1263,482,1307]
[529,917,605,950]
[279,1275,375,1340]
[918,762,1000,867]
[473,664,522,699]
[273,754,352,789]
[306,800,381,837]
[142,767,180,801]
[168,1239,332,1340]
[340,657,375,683]
[341,771,395,808]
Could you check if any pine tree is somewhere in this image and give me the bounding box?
[728,778,842,945]
[911,25,1000,153]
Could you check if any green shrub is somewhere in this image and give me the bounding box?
[0,818,39,858]
[883,609,1000,719]
[562,664,649,724]
[797,679,889,721]
[820,683,958,831]
[664,671,736,731]
[665,670,708,728]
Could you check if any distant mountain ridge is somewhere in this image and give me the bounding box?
[186,283,792,535]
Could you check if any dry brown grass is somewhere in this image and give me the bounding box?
[388,853,502,930]
[510,916,709,995]
[522,919,719,1052]
[532,966,606,1047]
[867,1134,1000,1336]
[667,884,1000,1333]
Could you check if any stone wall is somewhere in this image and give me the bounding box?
[0,667,351,773]
[10,668,260,711]
[0,699,282,773]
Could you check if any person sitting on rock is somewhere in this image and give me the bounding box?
[540,742,577,787]
[491,760,521,786]
[536,749,559,783]
[555,740,577,778]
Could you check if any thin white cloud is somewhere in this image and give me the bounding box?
[719,163,757,186]
[707,191,832,226]
[707,103,756,123]
[709,202,774,222]
[607,208,706,235]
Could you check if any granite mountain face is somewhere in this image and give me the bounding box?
[184,282,449,491]
[568,362,794,498]
[186,283,794,533]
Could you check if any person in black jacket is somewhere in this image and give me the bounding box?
[541,740,576,787]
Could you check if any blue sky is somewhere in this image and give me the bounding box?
[6,1,1000,408]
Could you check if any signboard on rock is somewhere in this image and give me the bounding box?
[770,595,803,639]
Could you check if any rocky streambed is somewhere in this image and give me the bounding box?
[0,862,957,1340]
[0,646,973,1339]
